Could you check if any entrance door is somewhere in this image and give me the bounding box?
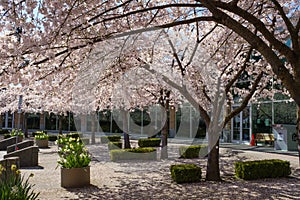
[231,106,251,143]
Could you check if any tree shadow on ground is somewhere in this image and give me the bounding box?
[65,144,300,199]
[64,184,104,200]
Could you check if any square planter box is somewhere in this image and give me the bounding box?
[35,139,48,148]
[61,166,90,188]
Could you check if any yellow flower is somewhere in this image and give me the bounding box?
[0,164,4,175]
[16,169,21,175]
[11,164,17,171]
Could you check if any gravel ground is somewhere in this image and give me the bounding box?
[19,142,300,200]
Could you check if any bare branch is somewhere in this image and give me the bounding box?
[224,71,263,125]
[185,24,218,67]
[270,0,299,53]
[138,60,210,126]
[163,31,185,76]
[225,47,253,94]
[203,1,295,64]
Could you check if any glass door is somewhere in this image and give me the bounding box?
[231,106,251,143]
[233,115,240,141]
[242,108,250,141]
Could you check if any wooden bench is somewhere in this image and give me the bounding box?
[255,133,274,146]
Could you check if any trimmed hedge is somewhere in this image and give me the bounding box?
[179,145,208,159]
[4,134,11,139]
[108,142,122,150]
[0,129,10,134]
[138,138,161,147]
[101,135,121,144]
[110,147,156,161]
[66,132,83,138]
[235,159,291,180]
[170,164,202,184]
[48,135,58,142]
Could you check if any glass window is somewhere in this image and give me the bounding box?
[27,113,40,129]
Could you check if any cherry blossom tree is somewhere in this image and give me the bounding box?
[1,0,299,179]
[66,26,271,180]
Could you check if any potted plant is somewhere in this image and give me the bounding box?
[10,129,24,142]
[57,137,91,188]
[34,133,49,148]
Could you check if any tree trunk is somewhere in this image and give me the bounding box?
[206,138,221,181]
[122,110,131,149]
[297,105,300,166]
[160,90,170,159]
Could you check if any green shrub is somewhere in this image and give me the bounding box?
[170,164,202,184]
[66,132,83,138]
[235,159,291,180]
[108,142,122,150]
[10,129,24,137]
[0,129,10,135]
[4,134,11,139]
[34,133,49,140]
[4,130,24,139]
[179,145,208,159]
[101,135,121,144]
[32,131,46,137]
[138,138,161,147]
[48,135,58,142]
[110,147,156,161]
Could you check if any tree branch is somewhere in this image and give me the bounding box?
[224,71,263,125]
[139,60,210,126]
[225,47,253,94]
[205,0,295,65]
[270,0,299,53]
[32,16,215,66]
[163,31,185,76]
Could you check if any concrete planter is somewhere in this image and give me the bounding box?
[110,149,157,161]
[17,136,23,143]
[35,139,48,148]
[61,166,90,188]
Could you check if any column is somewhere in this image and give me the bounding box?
[81,114,87,133]
[40,113,45,130]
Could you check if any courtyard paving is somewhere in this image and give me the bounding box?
[5,140,296,200]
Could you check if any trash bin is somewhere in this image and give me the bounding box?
[282,124,298,151]
[273,124,287,151]
[273,124,298,151]
[168,129,175,138]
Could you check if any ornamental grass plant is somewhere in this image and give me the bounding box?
[57,137,91,169]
